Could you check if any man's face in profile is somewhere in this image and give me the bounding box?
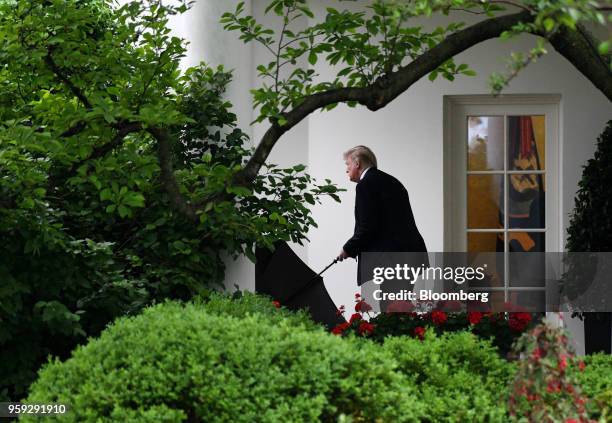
[345,157,361,183]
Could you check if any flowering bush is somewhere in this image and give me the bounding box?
[331,296,538,357]
[508,322,591,422]
[331,293,377,337]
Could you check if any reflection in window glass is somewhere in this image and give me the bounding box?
[468,116,504,171]
[467,234,504,289]
[467,232,502,252]
[507,174,545,229]
[508,231,545,253]
[467,175,503,229]
[508,116,545,171]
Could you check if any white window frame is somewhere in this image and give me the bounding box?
[443,94,562,301]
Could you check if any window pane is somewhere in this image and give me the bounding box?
[506,290,545,312]
[508,231,545,253]
[508,116,545,171]
[467,235,504,289]
[509,252,546,287]
[467,174,503,229]
[467,232,503,252]
[507,174,545,229]
[468,116,504,171]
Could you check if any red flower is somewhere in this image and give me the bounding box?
[349,313,362,323]
[355,293,361,298]
[355,300,373,313]
[430,310,447,326]
[467,311,483,325]
[272,300,281,308]
[532,348,543,361]
[558,355,568,372]
[331,322,350,335]
[578,360,585,371]
[546,381,561,393]
[357,321,375,335]
[414,326,426,340]
[336,305,346,316]
[508,312,532,332]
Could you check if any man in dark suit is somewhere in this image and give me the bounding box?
[337,145,427,288]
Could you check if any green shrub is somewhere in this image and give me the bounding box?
[573,353,612,420]
[383,331,515,422]
[567,120,612,252]
[23,301,425,422]
[196,291,319,330]
[576,353,612,399]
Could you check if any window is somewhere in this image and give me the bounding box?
[444,95,560,306]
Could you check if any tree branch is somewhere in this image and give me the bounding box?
[60,121,88,137]
[147,127,198,222]
[50,123,199,223]
[236,10,534,184]
[91,122,143,162]
[49,121,144,187]
[547,24,612,103]
[44,46,92,110]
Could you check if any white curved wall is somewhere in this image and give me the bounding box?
[175,1,611,351]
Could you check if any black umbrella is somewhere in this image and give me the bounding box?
[255,242,345,329]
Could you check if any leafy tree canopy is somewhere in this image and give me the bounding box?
[0,0,340,400]
[221,0,611,182]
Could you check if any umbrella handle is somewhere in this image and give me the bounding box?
[317,258,339,276]
[280,258,338,304]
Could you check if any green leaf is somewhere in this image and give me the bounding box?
[308,51,317,65]
[304,193,315,205]
[21,197,35,209]
[89,176,102,190]
[227,186,252,196]
[123,192,145,208]
[543,18,555,32]
[100,189,112,201]
[118,205,130,218]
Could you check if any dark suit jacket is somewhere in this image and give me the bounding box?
[343,167,427,284]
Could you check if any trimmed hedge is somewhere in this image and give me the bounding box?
[23,299,426,422]
[384,332,515,422]
[194,291,319,330]
[23,293,561,422]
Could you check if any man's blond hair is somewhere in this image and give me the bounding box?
[343,145,377,168]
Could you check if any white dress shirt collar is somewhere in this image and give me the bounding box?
[360,166,372,181]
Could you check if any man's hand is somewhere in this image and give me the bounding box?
[337,249,349,261]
